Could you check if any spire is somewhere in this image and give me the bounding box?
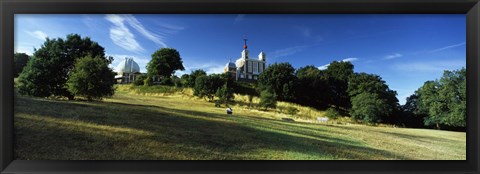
[243,35,248,49]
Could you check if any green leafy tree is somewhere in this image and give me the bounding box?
[66,56,115,101]
[259,89,277,111]
[417,68,466,129]
[295,65,329,109]
[258,62,297,101]
[399,93,428,128]
[146,48,185,80]
[14,53,30,77]
[324,61,354,110]
[215,83,234,107]
[350,92,390,123]
[180,74,190,87]
[194,74,225,101]
[171,75,183,87]
[187,69,207,87]
[18,34,111,99]
[348,72,399,123]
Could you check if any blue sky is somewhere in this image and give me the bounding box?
[14,14,466,105]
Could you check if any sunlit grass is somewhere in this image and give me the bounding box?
[14,86,466,160]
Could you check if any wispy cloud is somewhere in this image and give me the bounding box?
[318,57,359,70]
[105,14,183,52]
[429,42,465,53]
[391,60,465,73]
[269,45,310,59]
[383,53,403,60]
[106,15,144,52]
[234,14,246,24]
[25,30,48,41]
[123,15,168,48]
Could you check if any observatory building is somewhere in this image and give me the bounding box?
[224,39,267,82]
[114,57,142,84]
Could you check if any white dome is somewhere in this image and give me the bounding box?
[235,58,245,69]
[115,57,140,73]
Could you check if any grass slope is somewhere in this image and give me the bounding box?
[14,89,466,160]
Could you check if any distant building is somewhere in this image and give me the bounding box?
[114,57,142,84]
[224,38,266,82]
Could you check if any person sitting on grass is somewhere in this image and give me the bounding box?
[226,107,233,115]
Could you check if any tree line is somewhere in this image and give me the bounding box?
[14,33,466,130]
[254,61,465,131]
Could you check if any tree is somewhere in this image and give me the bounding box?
[399,93,428,128]
[258,62,297,101]
[14,53,30,77]
[147,48,185,79]
[193,74,225,101]
[133,75,147,86]
[417,68,466,129]
[18,34,111,99]
[350,92,390,123]
[215,83,234,107]
[348,72,399,123]
[259,89,277,111]
[324,61,354,110]
[66,56,115,101]
[180,74,190,87]
[187,69,207,87]
[295,65,329,109]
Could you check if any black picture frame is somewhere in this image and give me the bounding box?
[1,0,479,173]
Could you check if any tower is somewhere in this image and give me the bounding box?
[241,38,249,59]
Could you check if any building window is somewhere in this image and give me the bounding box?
[253,62,258,73]
[248,75,252,79]
[259,63,263,73]
[254,76,258,80]
[248,61,252,72]
[240,74,244,78]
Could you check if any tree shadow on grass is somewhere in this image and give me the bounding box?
[15,96,410,160]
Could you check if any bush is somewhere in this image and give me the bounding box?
[259,89,277,111]
[215,84,234,107]
[133,75,147,86]
[325,107,340,119]
[144,76,153,86]
[159,77,173,86]
[285,107,299,116]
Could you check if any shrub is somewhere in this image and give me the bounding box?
[325,107,340,119]
[133,75,147,86]
[285,107,299,116]
[144,76,153,86]
[159,77,173,86]
[259,89,277,111]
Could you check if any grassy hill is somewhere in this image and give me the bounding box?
[14,85,466,160]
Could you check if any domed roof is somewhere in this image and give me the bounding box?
[225,59,236,68]
[115,57,140,73]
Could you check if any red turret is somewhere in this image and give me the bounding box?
[243,38,248,49]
